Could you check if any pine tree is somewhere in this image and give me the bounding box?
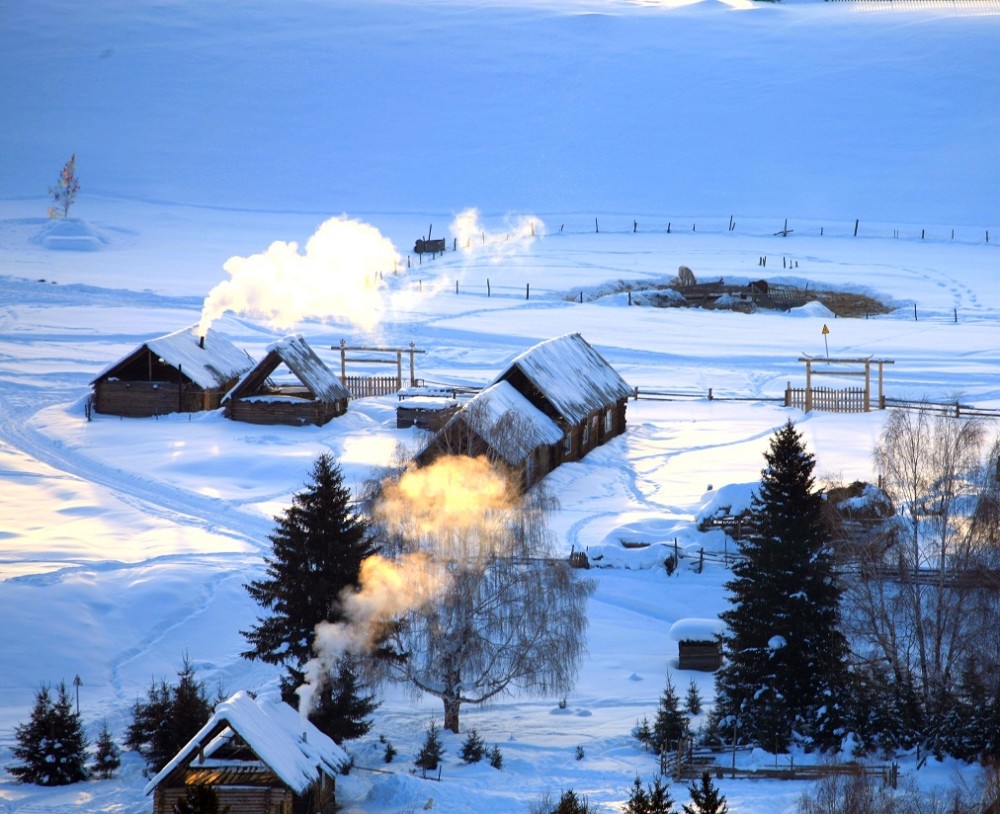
[414,720,444,774]
[682,772,728,814]
[9,682,89,785]
[652,676,687,755]
[48,154,80,219]
[242,453,379,742]
[714,420,849,751]
[624,776,651,814]
[685,679,703,717]
[92,720,121,779]
[459,727,487,763]
[125,657,213,775]
[552,790,591,814]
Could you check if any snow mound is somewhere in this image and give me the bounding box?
[788,300,835,318]
[32,218,108,251]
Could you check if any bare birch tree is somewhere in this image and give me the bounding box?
[844,406,1000,753]
[369,452,593,733]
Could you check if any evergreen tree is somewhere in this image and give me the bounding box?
[552,790,591,814]
[92,720,121,779]
[125,657,213,775]
[459,727,487,763]
[414,720,444,774]
[9,682,89,786]
[625,775,677,814]
[714,420,849,751]
[682,772,728,814]
[242,453,379,741]
[684,679,703,717]
[488,744,504,770]
[652,676,687,755]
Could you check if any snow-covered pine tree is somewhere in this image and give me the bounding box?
[714,420,849,751]
[460,727,487,763]
[241,453,379,742]
[92,720,121,779]
[625,775,678,814]
[414,720,444,774]
[685,679,703,717]
[652,676,687,755]
[9,681,89,785]
[125,657,213,775]
[682,771,728,814]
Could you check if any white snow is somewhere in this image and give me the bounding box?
[1,0,997,812]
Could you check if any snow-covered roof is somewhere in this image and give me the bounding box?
[451,380,564,465]
[92,325,253,389]
[227,334,350,402]
[668,617,726,642]
[144,691,349,797]
[493,333,632,425]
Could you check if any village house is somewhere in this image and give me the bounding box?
[223,335,350,426]
[90,325,252,418]
[418,333,632,487]
[144,691,349,814]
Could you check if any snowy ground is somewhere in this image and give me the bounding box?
[2,0,999,812]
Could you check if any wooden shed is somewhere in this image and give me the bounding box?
[416,380,565,490]
[144,691,349,814]
[491,333,632,464]
[669,618,726,672]
[224,335,350,426]
[90,326,252,418]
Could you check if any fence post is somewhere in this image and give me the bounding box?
[526,283,530,300]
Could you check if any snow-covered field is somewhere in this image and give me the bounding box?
[1,0,998,812]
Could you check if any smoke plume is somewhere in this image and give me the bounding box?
[197,215,400,336]
[450,207,544,261]
[296,456,517,716]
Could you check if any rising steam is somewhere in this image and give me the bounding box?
[296,456,516,717]
[197,215,400,336]
[450,207,544,260]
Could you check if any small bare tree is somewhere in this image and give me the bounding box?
[48,154,80,219]
[369,450,593,733]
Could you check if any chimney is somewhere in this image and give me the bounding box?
[199,335,205,349]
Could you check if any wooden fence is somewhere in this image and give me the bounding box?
[343,375,404,399]
[785,385,868,413]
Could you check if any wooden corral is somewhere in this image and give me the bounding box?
[787,356,894,413]
[224,335,349,426]
[90,326,253,418]
[144,691,348,814]
[335,341,425,399]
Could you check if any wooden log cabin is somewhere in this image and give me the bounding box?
[669,618,725,672]
[90,326,253,418]
[416,333,632,489]
[144,691,349,814]
[224,335,350,427]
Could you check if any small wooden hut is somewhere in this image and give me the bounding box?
[144,691,349,814]
[416,380,565,490]
[90,326,253,418]
[669,618,725,672]
[224,335,350,426]
[491,333,632,464]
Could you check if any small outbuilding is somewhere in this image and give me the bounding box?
[90,326,253,418]
[224,335,350,426]
[669,618,726,672]
[144,691,349,814]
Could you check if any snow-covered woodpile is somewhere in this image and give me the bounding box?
[90,326,253,418]
[224,335,349,426]
[669,618,725,672]
[144,691,349,814]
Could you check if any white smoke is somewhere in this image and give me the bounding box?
[197,215,400,336]
[449,207,544,261]
[296,457,517,718]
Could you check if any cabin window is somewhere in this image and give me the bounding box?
[589,414,599,444]
[563,432,572,455]
[604,410,613,434]
[582,421,590,446]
